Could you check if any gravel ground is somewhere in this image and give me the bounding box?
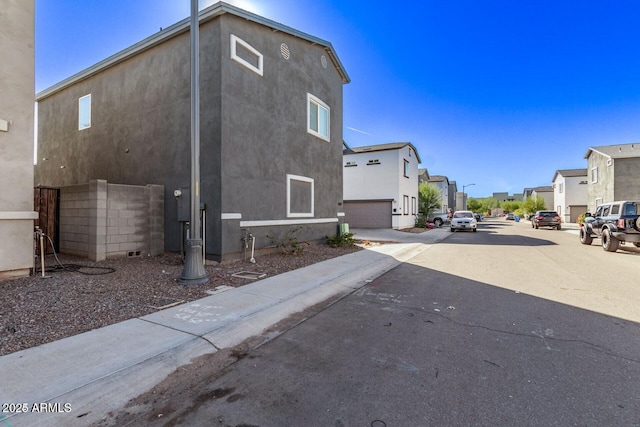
[0,243,364,356]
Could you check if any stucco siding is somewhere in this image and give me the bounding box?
[0,0,36,279]
[613,158,640,201]
[587,152,615,211]
[35,8,345,261]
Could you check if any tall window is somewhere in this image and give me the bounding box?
[403,159,410,178]
[403,195,409,215]
[78,94,91,130]
[307,94,330,141]
[591,167,598,183]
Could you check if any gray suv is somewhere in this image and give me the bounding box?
[580,201,640,252]
[531,210,561,230]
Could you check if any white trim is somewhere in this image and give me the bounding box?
[240,218,338,227]
[307,93,330,142]
[590,166,598,183]
[337,212,346,217]
[0,211,38,220]
[221,213,242,220]
[230,34,263,76]
[286,174,314,218]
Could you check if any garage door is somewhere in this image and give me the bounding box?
[343,201,392,228]
[569,205,587,223]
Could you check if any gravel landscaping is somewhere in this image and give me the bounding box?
[0,243,363,356]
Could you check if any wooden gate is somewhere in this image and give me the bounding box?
[34,187,59,256]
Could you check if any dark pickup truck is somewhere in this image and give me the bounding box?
[579,201,640,252]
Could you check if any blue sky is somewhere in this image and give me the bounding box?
[35,1,640,198]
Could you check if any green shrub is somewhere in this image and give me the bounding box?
[415,215,428,228]
[268,227,309,255]
[326,232,356,248]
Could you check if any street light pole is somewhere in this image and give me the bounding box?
[179,0,209,285]
[462,183,475,210]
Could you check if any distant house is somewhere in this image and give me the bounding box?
[448,180,458,210]
[0,1,36,280]
[426,175,450,213]
[531,186,554,210]
[552,169,587,223]
[418,168,430,183]
[343,142,421,229]
[34,2,350,261]
[584,143,640,211]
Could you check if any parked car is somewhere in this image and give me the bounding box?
[427,212,451,227]
[532,210,561,230]
[450,210,477,232]
[579,201,640,252]
[474,213,483,221]
[505,213,515,220]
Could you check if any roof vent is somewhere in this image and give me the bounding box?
[280,43,290,60]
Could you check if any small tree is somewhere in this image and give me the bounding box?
[467,198,482,213]
[501,200,522,213]
[523,195,546,215]
[418,182,441,218]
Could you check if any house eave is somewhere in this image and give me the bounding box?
[36,1,349,101]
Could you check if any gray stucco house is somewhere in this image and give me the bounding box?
[584,143,640,212]
[34,2,350,261]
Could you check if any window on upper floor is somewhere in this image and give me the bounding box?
[307,94,330,141]
[230,34,263,76]
[78,94,91,130]
[403,159,410,178]
[591,167,598,183]
[559,183,563,193]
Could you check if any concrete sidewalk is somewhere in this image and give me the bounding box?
[0,228,449,426]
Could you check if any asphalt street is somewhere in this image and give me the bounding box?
[111,219,640,426]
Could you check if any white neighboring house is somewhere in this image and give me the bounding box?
[531,186,554,211]
[343,142,421,229]
[552,169,588,223]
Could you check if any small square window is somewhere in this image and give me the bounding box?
[79,94,91,130]
[307,94,330,141]
[286,174,314,218]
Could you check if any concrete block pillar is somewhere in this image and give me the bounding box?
[148,184,164,256]
[88,179,108,261]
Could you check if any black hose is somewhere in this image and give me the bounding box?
[34,234,115,276]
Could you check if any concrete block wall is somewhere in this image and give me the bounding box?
[59,180,164,261]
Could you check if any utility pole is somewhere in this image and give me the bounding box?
[179,0,208,285]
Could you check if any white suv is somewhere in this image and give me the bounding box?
[450,210,478,232]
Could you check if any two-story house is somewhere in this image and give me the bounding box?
[343,142,421,229]
[584,143,640,212]
[552,169,587,223]
[34,2,350,262]
[425,175,450,213]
